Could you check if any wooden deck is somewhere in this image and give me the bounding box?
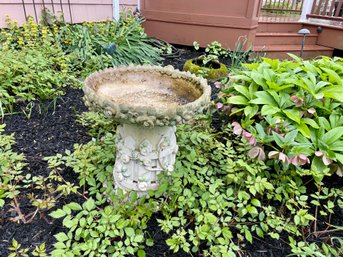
[259,12,301,22]
[259,12,343,27]
[255,12,343,59]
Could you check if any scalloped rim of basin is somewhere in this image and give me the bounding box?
[83,65,211,127]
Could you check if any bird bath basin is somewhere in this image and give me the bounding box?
[83,65,211,195]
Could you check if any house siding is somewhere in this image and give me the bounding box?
[0,0,138,27]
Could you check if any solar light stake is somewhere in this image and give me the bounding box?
[297,28,311,58]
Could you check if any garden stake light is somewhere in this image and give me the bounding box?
[297,28,310,58]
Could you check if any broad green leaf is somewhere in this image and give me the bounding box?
[256,227,264,238]
[249,71,265,87]
[318,117,331,131]
[329,114,343,128]
[335,153,343,164]
[50,209,66,219]
[283,109,301,124]
[303,61,318,74]
[288,53,302,62]
[322,127,343,146]
[284,130,298,143]
[261,105,279,116]
[146,238,154,247]
[83,197,96,211]
[267,90,280,105]
[314,81,330,93]
[302,118,319,129]
[321,67,343,86]
[66,202,82,211]
[134,234,144,243]
[272,131,285,148]
[322,86,343,102]
[311,156,328,174]
[255,123,266,137]
[250,91,277,106]
[330,141,343,152]
[204,213,217,224]
[244,105,258,119]
[55,232,69,242]
[297,122,310,138]
[226,96,249,105]
[124,227,135,237]
[251,199,261,207]
[234,85,250,99]
[137,250,146,257]
[246,205,258,215]
[245,229,253,243]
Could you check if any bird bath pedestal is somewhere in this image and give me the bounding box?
[83,66,211,195]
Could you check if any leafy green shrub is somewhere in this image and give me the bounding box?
[0,17,60,49]
[1,15,163,78]
[45,111,343,256]
[0,124,26,208]
[46,116,158,257]
[217,55,343,183]
[0,122,79,225]
[193,37,260,71]
[0,46,79,114]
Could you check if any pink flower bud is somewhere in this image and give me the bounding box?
[248,146,266,161]
[298,154,310,165]
[315,151,323,157]
[242,131,256,146]
[307,108,316,115]
[268,151,289,163]
[278,152,289,163]
[290,95,304,107]
[232,122,243,135]
[216,102,224,109]
[268,151,279,159]
[275,118,282,124]
[290,154,310,166]
[322,155,332,166]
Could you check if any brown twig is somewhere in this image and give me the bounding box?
[11,197,27,224]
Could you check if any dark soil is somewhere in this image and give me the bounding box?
[0,46,342,257]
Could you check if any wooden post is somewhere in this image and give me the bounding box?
[300,0,314,20]
[113,0,120,21]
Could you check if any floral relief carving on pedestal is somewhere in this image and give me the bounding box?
[113,125,178,193]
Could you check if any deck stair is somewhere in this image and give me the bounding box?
[253,20,334,59]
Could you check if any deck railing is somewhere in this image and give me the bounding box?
[260,0,304,13]
[308,0,343,20]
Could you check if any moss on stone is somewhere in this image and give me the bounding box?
[183,57,228,81]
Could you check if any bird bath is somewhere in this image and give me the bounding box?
[83,65,211,195]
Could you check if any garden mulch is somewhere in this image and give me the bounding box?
[1,46,342,257]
